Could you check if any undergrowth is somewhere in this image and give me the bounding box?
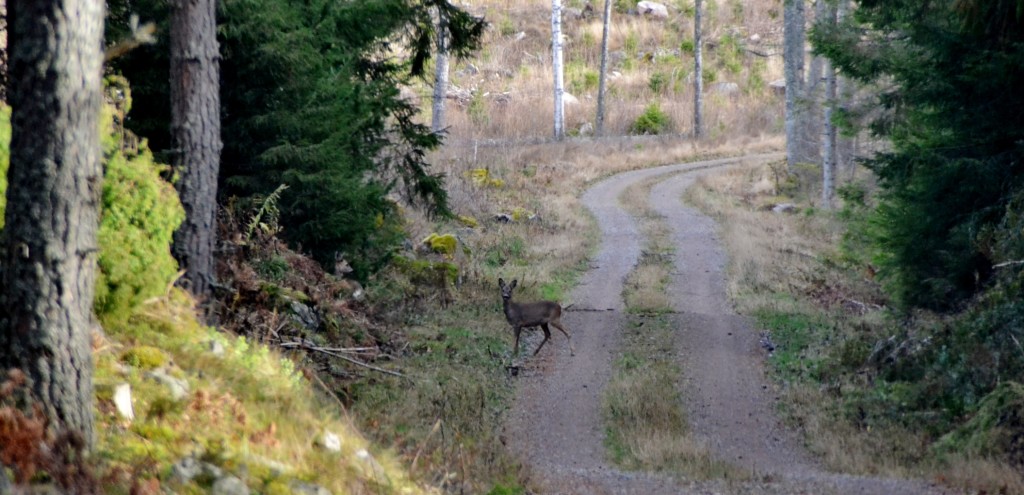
[686,160,1024,493]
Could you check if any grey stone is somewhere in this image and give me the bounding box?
[290,481,332,495]
[145,368,190,401]
[170,457,202,484]
[212,475,250,495]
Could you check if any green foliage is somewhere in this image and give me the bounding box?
[813,0,1024,309]
[0,81,185,328]
[648,72,668,93]
[717,33,743,74]
[110,0,484,278]
[121,345,168,370]
[630,103,672,135]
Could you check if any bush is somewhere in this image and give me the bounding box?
[0,79,185,328]
[630,103,672,135]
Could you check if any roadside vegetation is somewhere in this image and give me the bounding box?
[685,162,1024,494]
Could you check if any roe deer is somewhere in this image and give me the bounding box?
[499,278,574,356]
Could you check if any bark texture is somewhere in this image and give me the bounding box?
[693,0,704,139]
[0,0,104,447]
[431,8,449,133]
[551,0,564,141]
[170,0,222,305]
[595,0,611,136]
[784,0,806,171]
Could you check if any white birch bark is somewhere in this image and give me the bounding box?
[552,0,565,141]
[784,0,806,171]
[596,0,612,136]
[431,9,450,133]
[821,1,838,209]
[693,0,704,139]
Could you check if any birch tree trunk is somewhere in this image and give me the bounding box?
[170,0,222,308]
[693,0,704,139]
[551,0,565,141]
[821,2,838,209]
[1,0,104,448]
[431,8,450,133]
[595,0,612,136]
[800,0,826,164]
[784,0,806,171]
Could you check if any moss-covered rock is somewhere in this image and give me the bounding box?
[422,233,459,259]
[121,345,169,370]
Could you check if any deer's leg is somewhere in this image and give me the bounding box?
[513,325,522,356]
[551,320,574,356]
[533,323,552,356]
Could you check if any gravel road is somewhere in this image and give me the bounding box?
[503,155,955,495]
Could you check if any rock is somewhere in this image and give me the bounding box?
[170,457,202,485]
[513,31,526,42]
[772,203,798,214]
[145,368,190,401]
[749,33,761,42]
[578,122,594,136]
[563,92,580,105]
[316,431,342,452]
[610,70,622,79]
[212,475,250,495]
[290,300,320,332]
[769,78,786,95]
[113,383,134,421]
[208,339,225,357]
[637,1,669,19]
[290,482,331,495]
[713,82,740,95]
[464,63,479,75]
[355,448,387,479]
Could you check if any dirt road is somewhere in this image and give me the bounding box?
[503,155,952,494]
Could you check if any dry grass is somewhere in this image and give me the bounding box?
[417,0,786,141]
[682,161,1024,492]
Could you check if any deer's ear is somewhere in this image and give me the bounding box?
[510,279,518,289]
[498,277,505,287]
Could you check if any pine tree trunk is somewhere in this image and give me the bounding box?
[693,0,704,139]
[836,0,855,179]
[551,0,565,141]
[595,0,611,136]
[431,8,449,133]
[170,0,222,307]
[784,0,806,171]
[0,0,104,448]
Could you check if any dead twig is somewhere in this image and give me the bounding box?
[281,340,406,379]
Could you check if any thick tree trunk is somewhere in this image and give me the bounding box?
[0,0,104,448]
[551,0,565,141]
[595,0,611,136]
[431,8,449,133]
[784,0,806,171]
[693,0,704,139]
[170,0,222,306]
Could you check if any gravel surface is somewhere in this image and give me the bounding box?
[503,155,956,495]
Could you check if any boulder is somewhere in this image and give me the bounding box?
[637,1,669,19]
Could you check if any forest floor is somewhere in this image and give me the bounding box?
[502,155,955,495]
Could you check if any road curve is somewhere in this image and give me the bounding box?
[503,154,952,495]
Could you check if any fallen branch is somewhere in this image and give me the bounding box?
[281,340,406,379]
[994,259,1024,269]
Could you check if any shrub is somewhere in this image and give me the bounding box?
[0,78,185,328]
[630,103,672,135]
